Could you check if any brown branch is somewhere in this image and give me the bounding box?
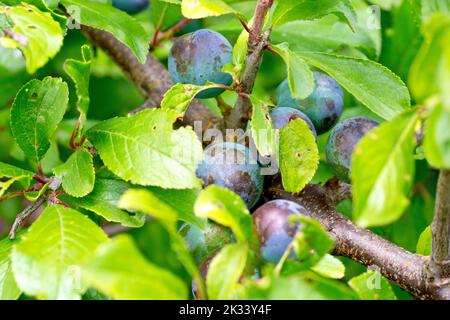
[82,25,170,106]
[81,26,223,134]
[9,197,45,239]
[428,170,450,281]
[225,0,273,129]
[265,176,450,300]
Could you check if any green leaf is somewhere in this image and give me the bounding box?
[0,236,21,300]
[0,46,28,106]
[146,186,206,229]
[424,105,450,169]
[24,181,48,202]
[1,0,67,25]
[181,0,234,19]
[10,77,69,163]
[71,179,146,228]
[279,118,319,193]
[63,45,91,133]
[0,3,64,73]
[207,242,248,300]
[352,109,418,228]
[297,52,411,120]
[82,235,188,300]
[271,0,357,31]
[409,13,450,110]
[369,0,402,10]
[11,205,108,300]
[416,226,432,255]
[245,272,357,300]
[271,17,378,61]
[161,83,223,117]
[0,162,34,196]
[422,0,450,19]
[291,216,334,269]
[119,187,206,228]
[118,188,205,297]
[86,109,202,189]
[311,254,345,279]
[0,162,34,188]
[349,270,397,300]
[60,0,150,63]
[53,148,95,198]
[119,188,178,223]
[380,0,423,80]
[250,97,277,157]
[271,43,314,100]
[231,28,248,74]
[161,0,181,4]
[194,185,255,244]
[0,175,25,198]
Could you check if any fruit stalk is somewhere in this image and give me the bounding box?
[225,0,274,129]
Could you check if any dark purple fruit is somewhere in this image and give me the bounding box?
[180,221,233,265]
[270,107,317,137]
[326,117,379,182]
[168,29,233,99]
[196,142,264,209]
[112,0,149,14]
[276,72,344,134]
[253,199,308,263]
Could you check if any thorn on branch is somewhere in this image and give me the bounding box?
[238,17,251,33]
[266,44,278,55]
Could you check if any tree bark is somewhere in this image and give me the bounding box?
[428,170,450,281]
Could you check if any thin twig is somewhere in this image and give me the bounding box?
[150,3,169,48]
[37,162,45,178]
[152,18,191,49]
[0,191,24,204]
